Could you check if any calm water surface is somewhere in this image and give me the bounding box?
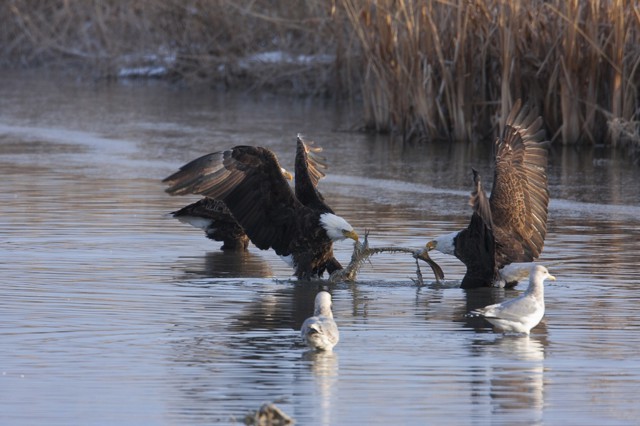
[1,72,640,425]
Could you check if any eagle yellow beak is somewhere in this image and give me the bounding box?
[343,229,359,242]
[425,240,437,251]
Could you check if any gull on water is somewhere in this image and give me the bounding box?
[301,291,339,351]
[468,264,556,335]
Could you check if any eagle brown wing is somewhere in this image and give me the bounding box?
[295,135,332,213]
[298,134,327,188]
[171,197,234,222]
[170,198,249,250]
[163,146,304,255]
[489,100,550,266]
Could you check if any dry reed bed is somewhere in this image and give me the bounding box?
[343,0,640,147]
[1,0,639,147]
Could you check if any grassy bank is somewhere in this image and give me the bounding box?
[1,0,639,147]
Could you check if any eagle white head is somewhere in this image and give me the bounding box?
[426,231,459,256]
[319,213,359,243]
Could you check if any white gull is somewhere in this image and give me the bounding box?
[468,264,556,335]
[301,291,339,351]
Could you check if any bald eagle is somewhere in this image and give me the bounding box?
[168,136,331,252]
[163,141,358,280]
[424,100,550,288]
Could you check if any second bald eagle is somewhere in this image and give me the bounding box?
[424,100,551,288]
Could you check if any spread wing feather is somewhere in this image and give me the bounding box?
[171,197,234,221]
[297,134,327,188]
[170,198,249,249]
[295,135,332,213]
[164,146,304,254]
[490,100,550,266]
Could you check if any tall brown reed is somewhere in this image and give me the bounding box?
[339,0,640,146]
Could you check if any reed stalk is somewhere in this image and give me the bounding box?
[339,0,639,147]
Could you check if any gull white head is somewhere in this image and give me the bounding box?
[314,291,334,318]
[522,264,556,301]
[426,231,458,256]
[319,213,359,243]
[529,265,556,286]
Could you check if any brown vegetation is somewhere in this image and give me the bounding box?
[1,0,639,147]
[343,0,640,147]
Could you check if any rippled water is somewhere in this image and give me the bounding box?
[2,72,640,425]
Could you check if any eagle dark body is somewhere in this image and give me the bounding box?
[171,198,249,250]
[449,100,550,288]
[167,136,339,264]
[284,216,341,278]
[164,143,352,280]
[455,211,496,289]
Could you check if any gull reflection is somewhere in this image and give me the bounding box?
[301,350,339,426]
[490,336,545,412]
[469,335,547,420]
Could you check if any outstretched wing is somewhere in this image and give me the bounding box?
[163,146,303,254]
[298,134,327,187]
[171,197,236,223]
[171,198,248,249]
[490,100,550,266]
[294,134,331,212]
